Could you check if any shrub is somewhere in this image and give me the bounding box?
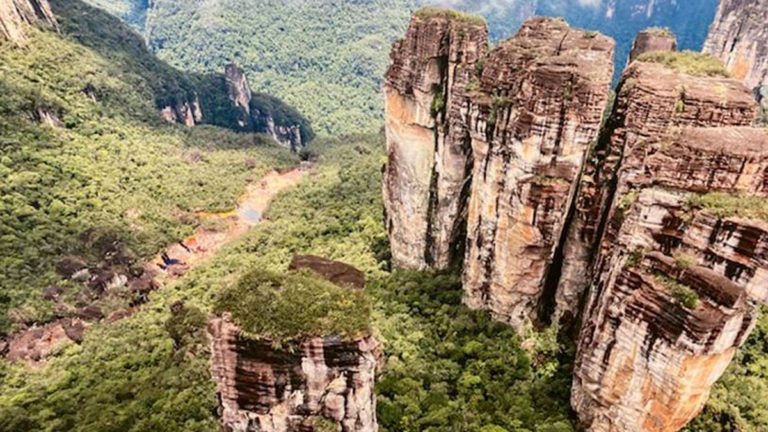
[636,51,730,78]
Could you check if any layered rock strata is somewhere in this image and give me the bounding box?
[0,0,57,43]
[382,10,489,270]
[703,0,768,116]
[209,259,378,432]
[628,27,677,63]
[208,317,379,432]
[572,126,768,432]
[461,18,614,328]
[555,60,758,324]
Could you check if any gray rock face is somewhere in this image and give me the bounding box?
[223,62,305,151]
[0,0,57,43]
[382,11,489,270]
[704,0,768,116]
[461,18,614,329]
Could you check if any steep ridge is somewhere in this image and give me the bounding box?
[572,125,768,431]
[555,58,758,324]
[0,0,57,43]
[382,8,489,270]
[703,0,768,120]
[462,18,614,328]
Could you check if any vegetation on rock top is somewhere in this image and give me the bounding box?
[213,269,372,344]
[414,6,487,26]
[644,26,676,39]
[686,192,768,221]
[636,50,730,77]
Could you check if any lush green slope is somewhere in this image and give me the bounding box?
[0,0,296,334]
[144,0,419,136]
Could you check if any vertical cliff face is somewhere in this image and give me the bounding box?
[572,126,768,432]
[208,317,379,432]
[555,59,758,324]
[461,18,614,328]
[222,63,307,151]
[703,0,768,115]
[628,28,677,63]
[0,0,57,43]
[382,9,489,270]
[208,261,377,432]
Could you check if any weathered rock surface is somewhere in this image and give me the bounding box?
[289,255,365,290]
[462,18,614,328]
[0,0,57,43]
[382,10,489,270]
[209,258,378,432]
[703,0,768,115]
[572,126,768,432]
[555,60,758,324]
[160,93,203,127]
[628,28,677,63]
[223,63,307,151]
[208,316,379,432]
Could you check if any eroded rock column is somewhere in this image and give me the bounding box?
[208,318,379,432]
[555,57,758,324]
[383,9,489,270]
[571,126,768,431]
[628,27,677,63]
[461,18,615,329]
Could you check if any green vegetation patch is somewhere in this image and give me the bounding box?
[636,50,730,78]
[686,192,768,221]
[654,274,699,309]
[644,27,675,39]
[414,6,486,26]
[214,269,372,344]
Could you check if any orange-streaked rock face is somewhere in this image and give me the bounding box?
[572,125,768,432]
[462,18,615,329]
[704,0,768,95]
[382,12,489,270]
[555,61,759,326]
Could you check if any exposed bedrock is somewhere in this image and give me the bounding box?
[0,0,57,43]
[628,27,677,63]
[703,0,768,116]
[554,59,758,325]
[208,318,379,432]
[382,10,489,270]
[571,126,768,432]
[208,258,379,432]
[461,18,614,329]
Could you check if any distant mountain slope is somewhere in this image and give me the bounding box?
[91,0,719,136]
[0,0,296,335]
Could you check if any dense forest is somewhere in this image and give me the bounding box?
[0,0,297,336]
[2,1,768,432]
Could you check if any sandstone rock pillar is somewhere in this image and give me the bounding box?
[382,8,489,270]
[461,18,615,329]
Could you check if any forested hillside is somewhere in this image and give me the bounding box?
[0,0,296,336]
[82,0,719,136]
